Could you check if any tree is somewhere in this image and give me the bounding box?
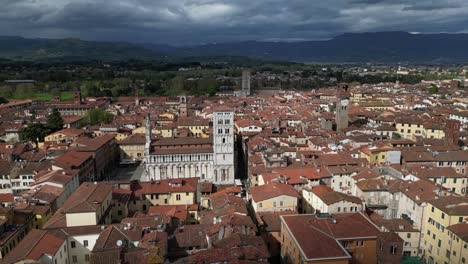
[429,85,439,94]
[20,123,49,148]
[46,109,64,132]
[81,108,114,126]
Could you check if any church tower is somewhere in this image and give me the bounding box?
[180,95,188,117]
[212,110,235,184]
[242,70,251,96]
[145,113,152,157]
[335,83,350,132]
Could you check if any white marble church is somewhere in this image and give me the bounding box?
[144,110,236,185]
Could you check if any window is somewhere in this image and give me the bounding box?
[259,203,262,208]
[71,241,76,248]
[390,245,397,255]
[176,194,181,201]
[280,201,283,206]
[85,254,90,262]
[84,240,88,247]
[407,233,411,238]
[441,213,445,219]
[273,201,277,207]
[72,256,77,263]
[431,206,435,213]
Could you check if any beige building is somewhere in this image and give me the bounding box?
[132,178,198,213]
[44,182,113,228]
[422,196,468,264]
[302,185,363,214]
[118,133,146,162]
[250,182,300,213]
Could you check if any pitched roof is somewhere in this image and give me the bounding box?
[53,150,93,169]
[249,182,300,202]
[2,229,67,263]
[429,195,468,216]
[45,182,112,228]
[134,178,198,197]
[310,185,363,205]
[281,212,380,261]
[447,222,468,242]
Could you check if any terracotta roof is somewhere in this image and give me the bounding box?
[148,204,197,220]
[2,229,67,263]
[447,222,468,242]
[134,178,198,197]
[118,133,146,145]
[272,166,322,180]
[373,219,418,233]
[310,185,363,205]
[249,182,300,202]
[0,193,14,203]
[173,224,209,248]
[429,195,468,216]
[210,192,248,217]
[45,182,112,228]
[281,215,351,261]
[281,212,380,261]
[53,150,93,169]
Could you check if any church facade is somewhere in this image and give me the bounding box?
[144,110,235,185]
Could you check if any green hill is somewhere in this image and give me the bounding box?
[0,36,160,61]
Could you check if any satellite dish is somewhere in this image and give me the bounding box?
[116,240,123,247]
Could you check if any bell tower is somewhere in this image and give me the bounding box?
[145,114,152,157]
[212,110,235,184]
[180,95,188,117]
[335,83,350,132]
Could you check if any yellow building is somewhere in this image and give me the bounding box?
[44,128,85,142]
[422,196,468,264]
[396,118,448,140]
[359,100,394,111]
[133,178,198,212]
[44,182,113,228]
[133,125,175,138]
[446,222,468,264]
[154,125,175,138]
[410,167,468,196]
[250,182,300,213]
[94,128,130,141]
[360,144,394,165]
[177,116,210,138]
[422,122,446,139]
[118,133,146,161]
[395,118,425,140]
[351,91,363,102]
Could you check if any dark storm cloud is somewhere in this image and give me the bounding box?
[0,0,467,44]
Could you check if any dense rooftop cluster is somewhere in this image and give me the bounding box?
[0,77,467,263]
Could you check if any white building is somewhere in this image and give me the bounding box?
[144,110,236,185]
[302,185,364,214]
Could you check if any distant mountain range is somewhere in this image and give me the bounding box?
[1,32,468,63]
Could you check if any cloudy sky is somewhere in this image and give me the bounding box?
[1,0,468,45]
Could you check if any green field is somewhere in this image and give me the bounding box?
[7,91,74,101]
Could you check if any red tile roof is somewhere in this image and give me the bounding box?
[249,182,300,202]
